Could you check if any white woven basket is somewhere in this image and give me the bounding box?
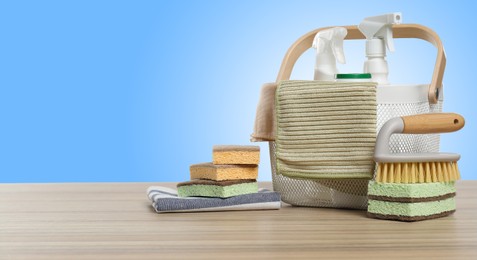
[270,24,446,209]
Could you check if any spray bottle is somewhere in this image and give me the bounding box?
[358,13,402,84]
[312,27,347,81]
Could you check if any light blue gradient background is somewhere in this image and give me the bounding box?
[0,1,474,182]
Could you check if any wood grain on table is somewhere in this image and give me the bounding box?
[0,181,476,259]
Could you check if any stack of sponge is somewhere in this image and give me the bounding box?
[367,180,457,221]
[178,145,260,198]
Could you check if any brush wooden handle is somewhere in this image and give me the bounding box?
[402,113,465,134]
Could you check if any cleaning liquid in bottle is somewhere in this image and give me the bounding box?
[335,73,372,83]
[358,13,402,84]
[312,27,347,81]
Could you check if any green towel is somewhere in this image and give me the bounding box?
[275,80,377,179]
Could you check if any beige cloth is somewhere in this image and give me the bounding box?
[275,80,377,180]
[251,83,277,142]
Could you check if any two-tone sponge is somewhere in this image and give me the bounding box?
[367,181,456,221]
[368,113,465,222]
[178,145,260,198]
[212,145,260,165]
[177,179,259,198]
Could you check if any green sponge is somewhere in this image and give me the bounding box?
[368,197,456,221]
[177,179,258,198]
[367,181,456,222]
[368,181,456,201]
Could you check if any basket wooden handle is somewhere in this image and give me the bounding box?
[276,24,446,104]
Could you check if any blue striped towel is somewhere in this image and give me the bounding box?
[147,186,281,213]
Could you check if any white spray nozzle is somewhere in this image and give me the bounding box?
[359,13,402,85]
[312,27,347,80]
[359,12,402,52]
[312,27,347,63]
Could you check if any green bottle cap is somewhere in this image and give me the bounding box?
[335,73,372,79]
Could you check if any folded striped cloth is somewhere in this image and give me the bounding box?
[147,186,281,213]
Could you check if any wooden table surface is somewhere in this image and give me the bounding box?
[0,181,476,259]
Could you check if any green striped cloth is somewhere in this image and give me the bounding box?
[275,80,377,179]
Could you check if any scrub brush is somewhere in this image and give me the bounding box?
[374,113,465,183]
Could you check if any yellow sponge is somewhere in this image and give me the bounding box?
[213,145,260,165]
[190,162,258,181]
